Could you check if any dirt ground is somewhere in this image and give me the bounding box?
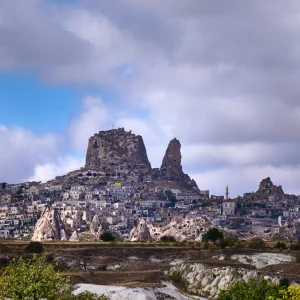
[2,242,300,287]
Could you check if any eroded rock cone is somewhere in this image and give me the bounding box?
[32,205,68,241]
[130,220,152,242]
[69,231,80,242]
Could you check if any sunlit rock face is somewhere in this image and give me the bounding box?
[32,205,68,241]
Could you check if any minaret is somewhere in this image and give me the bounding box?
[225,185,229,200]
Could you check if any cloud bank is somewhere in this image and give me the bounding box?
[1,0,300,195]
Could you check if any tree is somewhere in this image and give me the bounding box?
[1,182,6,189]
[165,189,176,207]
[160,235,176,242]
[17,188,23,195]
[100,232,116,242]
[202,228,224,242]
[0,255,68,300]
[0,255,108,300]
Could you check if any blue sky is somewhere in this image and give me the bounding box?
[0,73,81,134]
[1,0,300,196]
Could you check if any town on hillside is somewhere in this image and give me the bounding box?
[0,128,299,242]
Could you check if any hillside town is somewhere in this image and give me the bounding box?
[1,128,300,242]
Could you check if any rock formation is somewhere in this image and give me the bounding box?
[149,217,210,241]
[129,220,152,242]
[160,138,198,189]
[168,253,293,299]
[32,206,68,241]
[85,128,151,175]
[69,230,80,242]
[90,215,103,239]
[242,177,285,204]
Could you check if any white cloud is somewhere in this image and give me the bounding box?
[0,125,60,183]
[2,0,300,195]
[28,155,85,182]
[68,96,111,150]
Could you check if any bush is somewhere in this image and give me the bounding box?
[98,265,107,271]
[24,241,44,253]
[204,241,210,249]
[0,254,108,300]
[248,237,266,249]
[160,235,176,243]
[218,277,284,300]
[100,232,116,242]
[202,228,224,242]
[290,242,300,250]
[168,270,188,292]
[279,278,290,288]
[275,242,287,251]
[0,254,68,299]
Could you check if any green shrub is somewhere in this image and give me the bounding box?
[279,278,290,288]
[218,277,285,300]
[275,242,287,251]
[204,241,210,249]
[290,243,300,250]
[0,254,108,300]
[168,270,188,292]
[100,232,116,242]
[160,235,176,242]
[202,228,224,242]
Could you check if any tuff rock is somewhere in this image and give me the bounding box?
[129,219,152,242]
[69,230,80,242]
[32,205,68,241]
[85,128,151,174]
[160,138,198,189]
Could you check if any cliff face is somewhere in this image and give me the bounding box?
[32,206,68,241]
[160,138,198,189]
[85,128,151,174]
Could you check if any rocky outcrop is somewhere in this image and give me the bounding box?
[242,177,285,204]
[32,206,68,241]
[160,138,198,189]
[149,217,210,241]
[69,231,80,242]
[169,262,259,299]
[85,128,151,175]
[129,220,152,242]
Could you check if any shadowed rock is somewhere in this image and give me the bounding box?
[160,138,198,189]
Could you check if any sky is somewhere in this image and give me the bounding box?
[1,0,300,197]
